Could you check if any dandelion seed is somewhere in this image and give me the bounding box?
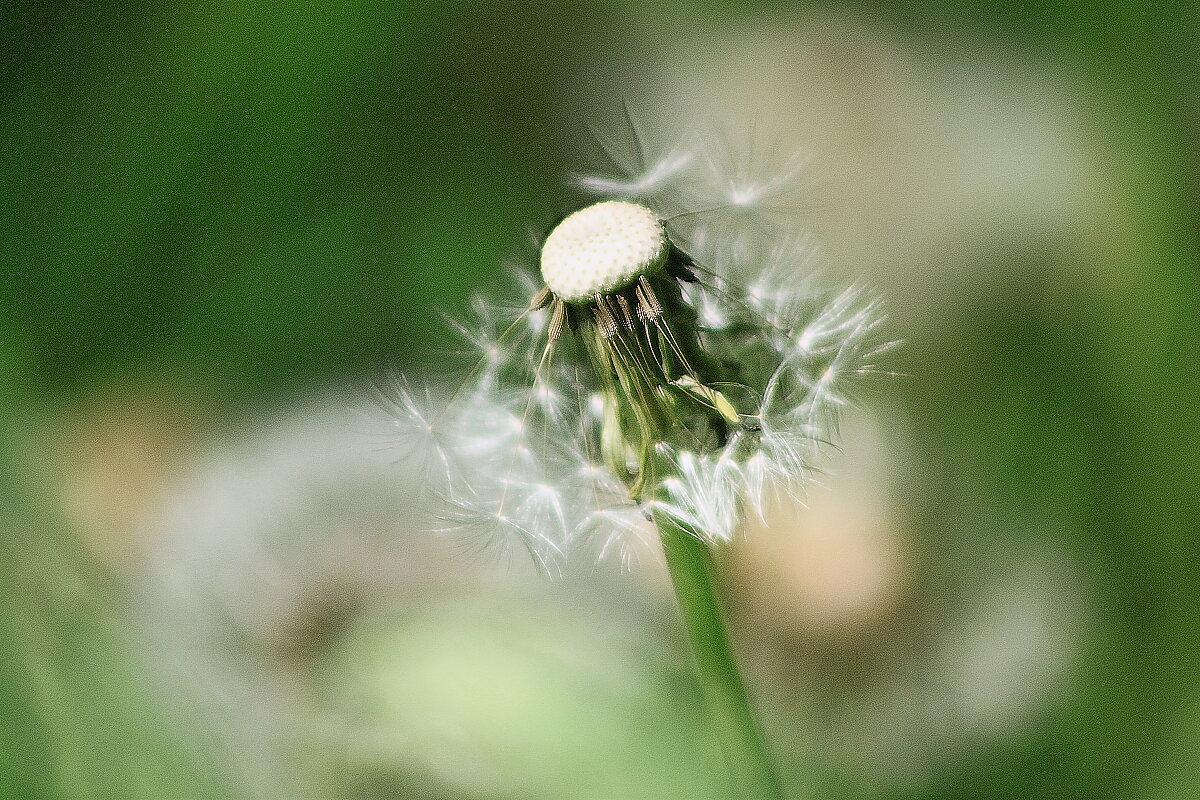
[383,120,889,569]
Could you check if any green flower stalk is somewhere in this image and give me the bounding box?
[388,120,889,797]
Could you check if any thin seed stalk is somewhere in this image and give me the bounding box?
[578,255,783,796]
[656,512,785,800]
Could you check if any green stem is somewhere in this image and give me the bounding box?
[657,513,785,800]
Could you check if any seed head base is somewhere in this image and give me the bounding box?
[539,200,668,303]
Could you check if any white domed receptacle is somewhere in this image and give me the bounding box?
[539,201,669,303]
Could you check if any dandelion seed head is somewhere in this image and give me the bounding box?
[380,118,891,568]
[540,200,668,302]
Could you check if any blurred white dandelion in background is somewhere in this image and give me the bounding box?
[132,400,730,800]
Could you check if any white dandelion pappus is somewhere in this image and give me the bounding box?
[384,118,888,571]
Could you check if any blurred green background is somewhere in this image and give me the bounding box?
[2,2,1198,799]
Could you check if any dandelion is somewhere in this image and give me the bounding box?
[381,115,890,797]
[386,124,886,565]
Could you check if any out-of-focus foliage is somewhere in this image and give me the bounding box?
[0,0,612,401]
[0,372,238,799]
[2,1,1197,799]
